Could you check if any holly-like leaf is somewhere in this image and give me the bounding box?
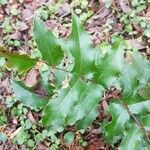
[104,100,150,144]
[75,109,98,130]
[120,65,138,98]
[120,64,144,104]
[69,14,97,77]
[34,17,64,66]
[42,74,104,130]
[0,46,36,73]
[94,43,125,88]
[12,80,49,107]
[120,51,150,104]
[119,115,150,150]
[130,52,150,84]
[119,124,143,150]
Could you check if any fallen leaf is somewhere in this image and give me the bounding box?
[128,39,146,50]
[19,22,29,31]
[145,5,150,17]
[0,13,3,21]
[22,8,33,21]
[101,100,108,111]
[25,69,39,87]
[10,32,21,40]
[12,118,18,125]
[58,2,70,16]
[25,0,33,2]
[119,0,131,13]
[9,127,22,139]
[27,111,36,124]
[0,78,12,95]
[38,142,49,150]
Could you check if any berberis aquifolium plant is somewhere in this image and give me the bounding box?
[0,14,150,149]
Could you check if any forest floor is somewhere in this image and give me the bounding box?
[0,0,150,149]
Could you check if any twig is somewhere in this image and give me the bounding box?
[119,99,150,143]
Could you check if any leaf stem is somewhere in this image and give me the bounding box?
[119,99,150,143]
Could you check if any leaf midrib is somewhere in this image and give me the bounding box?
[73,18,83,75]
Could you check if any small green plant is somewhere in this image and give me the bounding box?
[0,14,150,149]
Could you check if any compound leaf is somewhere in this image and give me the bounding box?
[42,74,104,130]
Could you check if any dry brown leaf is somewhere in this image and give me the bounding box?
[0,13,3,21]
[58,2,70,16]
[10,32,21,40]
[0,144,4,150]
[101,100,108,111]
[128,39,146,50]
[19,22,29,31]
[145,5,150,17]
[27,111,36,124]
[38,142,49,150]
[9,127,22,139]
[25,69,39,87]
[25,0,33,2]
[22,8,33,21]
[119,0,131,13]
[12,118,18,125]
[0,78,11,95]
[92,7,110,20]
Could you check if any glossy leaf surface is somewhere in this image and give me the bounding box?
[104,100,150,146]
[94,43,125,87]
[69,14,97,77]
[42,74,104,130]
[34,17,64,66]
[12,80,49,107]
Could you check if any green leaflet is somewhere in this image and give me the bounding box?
[119,115,150,150]
[119,124,144,150]
[120,51,150,104]
[12,80,49,107]
[0,47,36,73]
[42,74,104,130]
[120,64,138,98]
[130,52,150,84]
[69,14,97,77]
[94,43,125,88]
[39,64,53,96]
[75,109,99,130]
[104,100,150,145]
[34,17,64,66]
[120,64,144,104]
